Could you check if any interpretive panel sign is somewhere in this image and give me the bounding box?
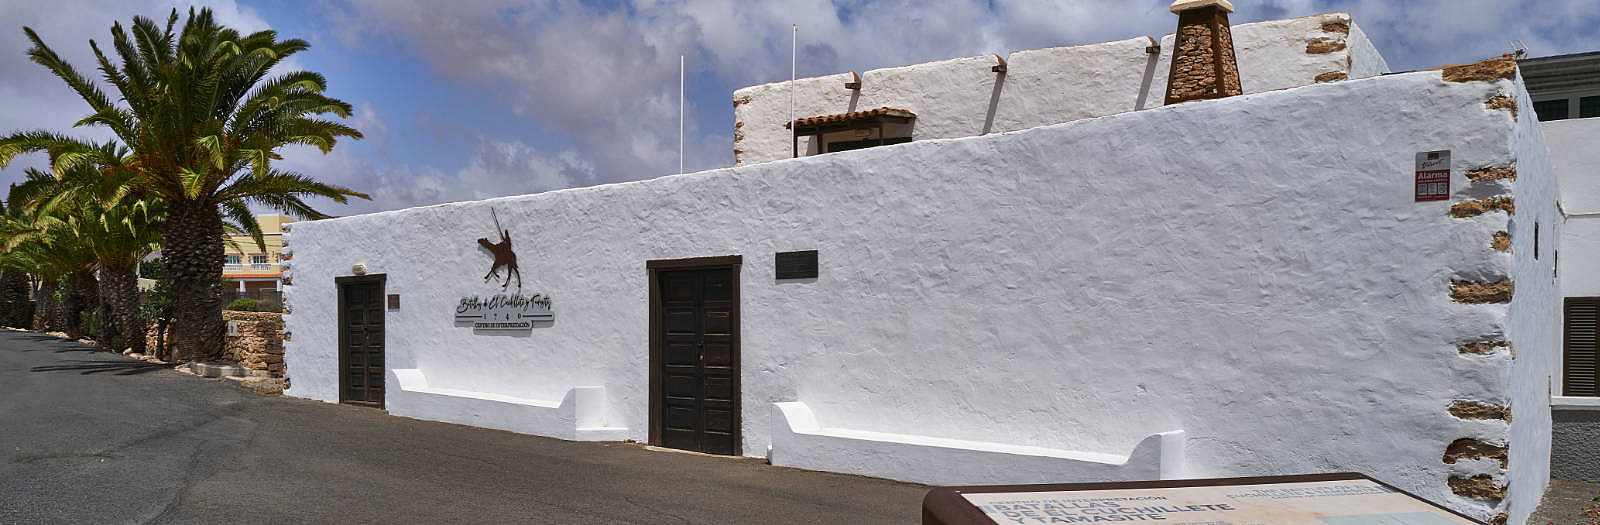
[454,293,553,331]
[923,474,1480,525]
[1415,150,1450,202]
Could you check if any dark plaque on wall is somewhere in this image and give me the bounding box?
[775,250,818,280]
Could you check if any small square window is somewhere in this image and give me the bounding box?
[224,255,241,265]
[1534,99,1570,121]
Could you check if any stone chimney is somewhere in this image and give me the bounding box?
[1164,0,1243,104]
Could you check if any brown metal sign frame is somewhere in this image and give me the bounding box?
[921,472,1484,525]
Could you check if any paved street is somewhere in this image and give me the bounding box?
[0,330,926,524]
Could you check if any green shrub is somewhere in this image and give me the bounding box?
[255,301,282,313]
[225,298,259,311]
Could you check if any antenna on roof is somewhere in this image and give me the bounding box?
[680,54,685,174]
[1510,40,1528,59]
[791,24,797,159]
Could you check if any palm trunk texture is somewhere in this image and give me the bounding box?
[163,204,225,362]
[0,270,30,328]
[96,264,144,354]
[154,318,171,361]
[64,270,99,339]
[36,280,61,332]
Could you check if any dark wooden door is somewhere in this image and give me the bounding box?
[657,268,738,454]
[339,277,385,407]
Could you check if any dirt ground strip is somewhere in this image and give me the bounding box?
[1529,479,1600,525]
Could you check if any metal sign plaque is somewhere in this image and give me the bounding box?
[1415,150,1450,202]
[454,294,553,331]
[923,474,1481,525]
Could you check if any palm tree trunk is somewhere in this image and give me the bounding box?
[154,318,170,361]
[63,274,83,338]
[36,280,60,331]
[0,270,30,328]
[96,264,144,354]
[64,270,99,339]
[163,204,226,362]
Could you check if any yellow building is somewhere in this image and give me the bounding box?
[223,214,293,295]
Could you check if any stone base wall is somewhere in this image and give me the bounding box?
[1552,409,1600,482]
[145,311,285,377]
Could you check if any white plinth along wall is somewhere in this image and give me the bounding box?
[283,57,1555,523]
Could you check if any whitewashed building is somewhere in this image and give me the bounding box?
[1522,50,1600,483]
[282,4,1558,523]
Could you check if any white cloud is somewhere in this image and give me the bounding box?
[349,102,389,159]
[276,122,597,216]
[1333,0,1600,68]
[4,0,1596,214]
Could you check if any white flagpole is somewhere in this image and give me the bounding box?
[679,55,685,175]
[790,24,797,158]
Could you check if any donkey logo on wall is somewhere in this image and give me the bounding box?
[477,208,522,291]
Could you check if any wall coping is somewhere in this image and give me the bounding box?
[1551,396,1600,411]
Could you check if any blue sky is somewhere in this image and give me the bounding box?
[2,0,1597,215]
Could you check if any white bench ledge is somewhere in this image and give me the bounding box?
[770,401,1185,485]
[388,369,627,441]
[404,385,561,408]
[805,426,1129,464]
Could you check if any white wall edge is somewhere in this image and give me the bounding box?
[1551,396,1600,411]
[1159,430,1187,480]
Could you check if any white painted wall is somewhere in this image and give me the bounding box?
[1347,22,1390,79]
[1552,118,1600,305]
[1504,71,1559,525]
[733,13,1388,166]
[285,68,1538,521]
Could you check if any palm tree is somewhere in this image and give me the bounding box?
[0,191,35,329]
[0,8,367,360]
[15,164,164,353]
[0,184,98,336]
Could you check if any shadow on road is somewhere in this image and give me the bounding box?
[31,359,169,375]
[7,334,102,353]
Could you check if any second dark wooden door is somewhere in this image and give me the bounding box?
[658,268,738,455]
[339,278,385,407]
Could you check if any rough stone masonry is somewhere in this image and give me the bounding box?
[1165,0,1243,104]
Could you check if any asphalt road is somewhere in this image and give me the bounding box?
[0,330,927,524]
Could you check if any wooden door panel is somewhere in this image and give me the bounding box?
[664,275,698,299]
[703,409,733,432]
[703,310,732,333]
[703,376,732,399]
[665,310,697,333]
[702,342,732,366]
[665,343,697,365]
[653,266,738,455]
[340,278,385,408]
[666,375,697,397]
[703,273,732,299]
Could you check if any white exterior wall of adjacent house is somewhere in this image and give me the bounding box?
[732,12,1387,166]
[282,62,1553,522]
[1551,116,1600,402]
[1504,71,1560,522]
[1552,117,1600,301]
